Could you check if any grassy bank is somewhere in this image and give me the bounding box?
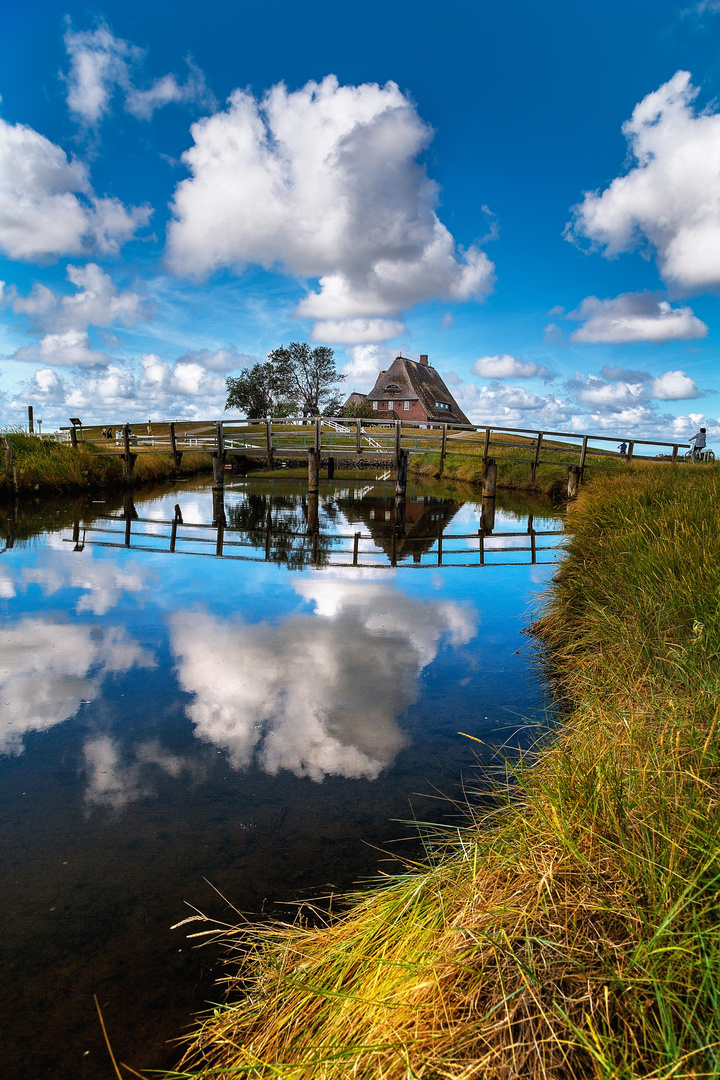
[163,462,720,1079]
[0,432,210,499]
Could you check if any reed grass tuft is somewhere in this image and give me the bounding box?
[164,463,719,1079]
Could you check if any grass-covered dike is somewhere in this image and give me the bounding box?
[161,463,720,1079]
[0,432,210,499]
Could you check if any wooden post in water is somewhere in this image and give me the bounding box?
[395,448,408,496]
[626,441,635,464]
[169,423,183,471]
[528,514,536,565]
[122,424,136,487]
[353,531,360,566]
[478,529,484,565]
[308,447,320,494]
[27,406,33,434]
[356,418,362,455]
[212,422,225,491]
[327,456,335,480]
[531,432,543,482]
[483,459,497,498]
[567,464,582,498]
[437,529,443,566]
[394,420,401,465]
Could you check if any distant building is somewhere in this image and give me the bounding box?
[344,354,470,425]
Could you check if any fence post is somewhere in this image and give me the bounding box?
[70,426,78,450]
[483,459,497,498]
[122,425,136,487]
[314,417,321,456]
[478,529,484,565]
[626,441,635,464]
[439,423,447,476]
[531,432,543,482]
[27,405,34,434]
[327,456,335,480]
[356,418,362,455]
[308,447,320,494]
[579,436,588,476]
[353,531,360,565]
[567,464,581,498]
[266,418,274,470]
[672,444,678,464]
[212,422,226,490]
[169,423,183,470]
[482,427,491,469]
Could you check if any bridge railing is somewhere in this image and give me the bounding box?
[58,415,687,481]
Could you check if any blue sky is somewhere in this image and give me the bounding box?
[1,0,719,440]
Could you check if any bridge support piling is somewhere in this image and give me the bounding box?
[567,464,582,498]
[308,448,320,494]
[327,456,335,480]
[122,425,136,488]
[266,419,274,470]
[482,458,497,498]
[212,422,226,490]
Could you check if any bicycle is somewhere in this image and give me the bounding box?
[684,446,716,464]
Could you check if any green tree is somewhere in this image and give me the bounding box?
[225,362,295,418]
[268,342,344,416]
[343,399,374,419]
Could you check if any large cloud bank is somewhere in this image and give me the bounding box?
[167,76,494,341]
[568,71,720,292]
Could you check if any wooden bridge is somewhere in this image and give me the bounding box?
[57,415,685,499]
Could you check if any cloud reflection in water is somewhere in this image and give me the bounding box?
[170,573,477,781]
[0,617,155,755]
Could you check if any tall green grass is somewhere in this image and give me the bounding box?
[161,463,720,1079]
[0,432,210,498]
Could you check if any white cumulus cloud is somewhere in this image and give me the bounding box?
[167,75,495,330]
[567,71,720,292]
[650,370,702,400]
[568,292,708,343]
[0,116,150,260]
[11,263,147,332]
[471,354,551,379]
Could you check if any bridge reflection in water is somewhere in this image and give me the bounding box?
[65,481,564,569]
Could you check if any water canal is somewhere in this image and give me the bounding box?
[0,474,564,1078]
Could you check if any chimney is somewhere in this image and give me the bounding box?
[419,354,429,366]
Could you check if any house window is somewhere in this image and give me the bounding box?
[372,400,378,410]
[404,400,409,410]
[434,401,450,411]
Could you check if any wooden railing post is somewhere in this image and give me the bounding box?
[439,423,447,476]
[483,459,497,498]
[70,426,78,450]
[122,424,136,487]
[627,441,635,464]
[482,427,491,470]
[579,435,588,475]
[356,418,362,455]
[27,405,34,434]
[353,532,360,566]
[314,416,321,456]
[531,432,543,482]
[672,444,678,464]
[169,422,183,470]
[266,418,274,469]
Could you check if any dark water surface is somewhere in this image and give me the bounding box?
[0,475,563,1078]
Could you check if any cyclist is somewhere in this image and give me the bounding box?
[689,427,707,460]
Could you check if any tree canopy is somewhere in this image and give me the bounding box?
[225,342,344,418]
